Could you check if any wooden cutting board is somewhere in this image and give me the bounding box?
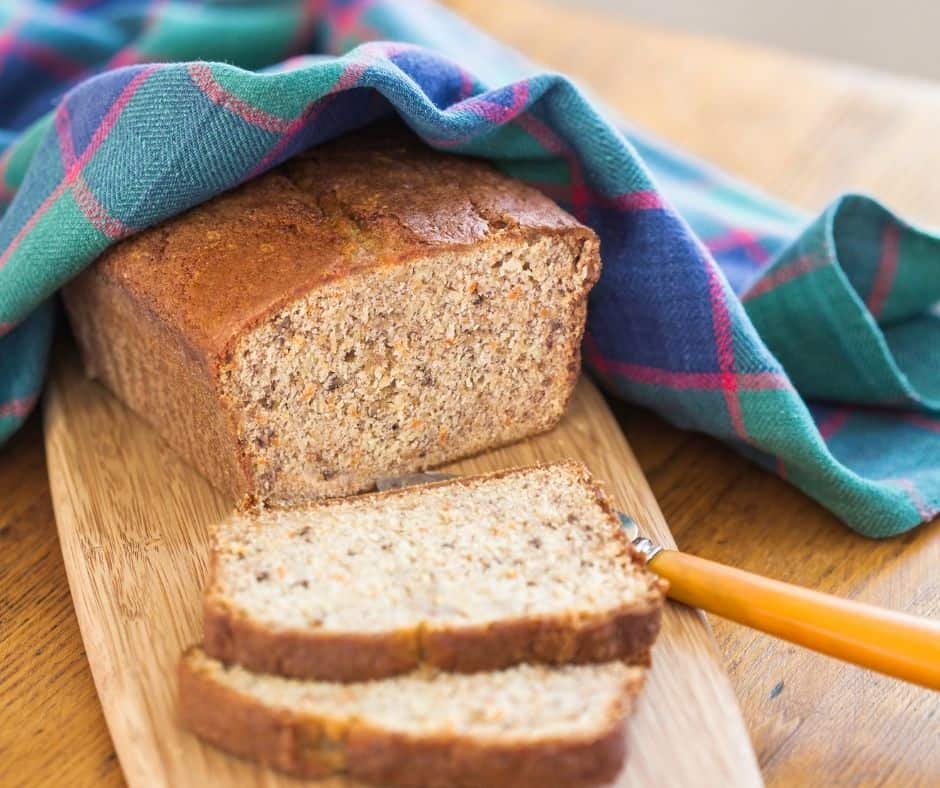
[43,345,762,788]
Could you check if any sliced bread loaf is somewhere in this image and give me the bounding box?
[204,461,666,681]
[179,646,643,787]
[63,124,600,507]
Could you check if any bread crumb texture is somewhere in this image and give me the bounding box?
[184,647,639,741]
[210,463,660,632]
[64,123,600,505]
[223,231,596,504]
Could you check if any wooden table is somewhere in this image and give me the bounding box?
[2,2,939,785]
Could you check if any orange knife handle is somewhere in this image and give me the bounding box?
[649,549,940,690]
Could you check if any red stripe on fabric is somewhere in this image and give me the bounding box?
[0,66,156,272]
[458,68,476,100]
[0,321,14,337]
[516,106,593,222]
[67,66,157,181]
[106,47,142,69]
[512,112,588,214]
[465,84,530,125]
[905,413,940,434]
[244,96,337,180]
[511,106,596,222]
[595,359,786,390]
[520,181,663,213]
[704,259,747,439]
[55,106,127,236]
[0,392,38,419]
[504,111,591,214]
[59,0,102,9]
[333,0,372,29]
[333,59,367,92]
[705,228,770,264]
[244,58,373,181]
[244,104,325,180]
[775,456,788,481]
[0,20,23,64]
[743,254,823,301]
[5,39,86,80]
[69,66,157,166]
[816,408,851,440]
[511,109,561,154]
[330,0,378,45]
[71,174,130,238]
[602,190,664,211]
[890,478,936,521]
[55,102,78,168]
[509,81,530,116]
[866,222,900,318]
[584,333,787,391]
[0,144,12,199]
[188,63,293,134]
[429,85,633,224]
[376,41,413,58]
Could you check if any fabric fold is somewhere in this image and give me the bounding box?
[744,195,940,412]
[1,0,939,537]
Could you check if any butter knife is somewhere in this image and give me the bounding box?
[378,472,940,690]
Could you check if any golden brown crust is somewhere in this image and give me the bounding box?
[203,462,667,682]
[203,597,662,683]
[62,262,251,501]
[62,125,600,506]
[87,122,592,370]
[342,724,628,788]
[203,600,423,682]
[178,646,640,788]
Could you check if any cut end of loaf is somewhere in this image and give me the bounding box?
[179,645,642,787]
[222,233,598,506]
[203,461,666,681]
[62,123,601,507]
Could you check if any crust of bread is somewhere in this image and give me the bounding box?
[62,125,600,507]
[203,595,662,683]
[178,646,642,788]
[62,261,252,501]
[203,461,667,681]
[77,124,593,368]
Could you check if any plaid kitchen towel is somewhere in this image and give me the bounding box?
[2,1,939,537]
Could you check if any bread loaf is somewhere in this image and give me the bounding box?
[179,646,643,788]
[63,124,601,506]
[203,461,665,681]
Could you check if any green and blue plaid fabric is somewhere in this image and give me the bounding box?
[2,0,939,537]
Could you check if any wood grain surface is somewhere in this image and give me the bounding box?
[2,1,940,785]
[444,1,940,785]
[42,347,759,788]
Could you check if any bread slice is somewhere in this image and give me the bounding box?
[63,123,601,507]
[204,461,666,682]
[179,646,643,787]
